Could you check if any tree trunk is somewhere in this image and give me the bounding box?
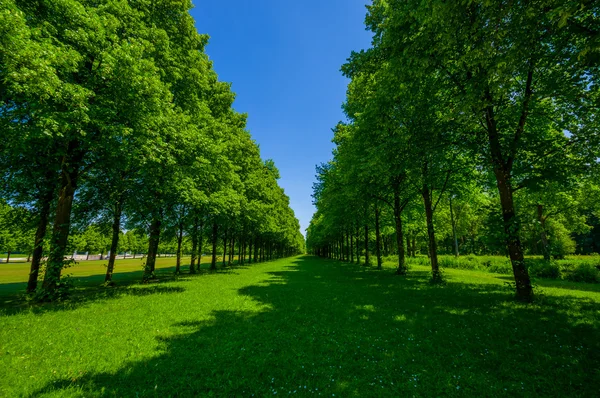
[222,229,228,267]
[394,190,407,275]
[487,94,533,301]
[175,222,184,274]
[450,196,460,257]
[346,232,350,261]
[537,204,551,261]
[254,238,258,263]
[364,224,370,266]
[198,223,204,269]
[230,237,235,265]
[144,217,161,279]
[190,218,198,274]
[43,150,80,293]
[422,185,441,282]
[248,238,253,263]
[28,190,53,292]
[375,205,382,269]
[350,229,354,263]
[210,221,218,271]
[356,226,360,263]
[494,166,533,300]
[105,201,123,283]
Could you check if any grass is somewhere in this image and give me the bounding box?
[1,255,599,397]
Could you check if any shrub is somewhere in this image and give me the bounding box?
[527,260,561,279]
[565,263,600,283]
[488,263,512,274]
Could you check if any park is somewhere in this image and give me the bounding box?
[1,0,600,396]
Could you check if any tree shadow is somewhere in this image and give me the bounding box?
[28,256,600,397]
[0,260,259,315]
[493,275,600,293]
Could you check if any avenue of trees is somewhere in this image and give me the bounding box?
[306,0,599,302]
[0,0,304,300]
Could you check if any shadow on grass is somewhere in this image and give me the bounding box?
[29,256,600,397]
[0,262,252,316]
[493,275,600,293]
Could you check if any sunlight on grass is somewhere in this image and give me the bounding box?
[1,255,599,397]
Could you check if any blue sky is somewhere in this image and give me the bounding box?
[191,1,372,236]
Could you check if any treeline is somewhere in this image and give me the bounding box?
[306,0,599,302]
[0,0,304,300]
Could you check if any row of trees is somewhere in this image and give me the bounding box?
[306,0,599,302]
[0,0,304,300]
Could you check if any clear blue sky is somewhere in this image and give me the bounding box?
[191,1,372,236]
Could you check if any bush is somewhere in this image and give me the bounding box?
[488,263,512,274]
[565,263,600,283]
[527,260,561,279]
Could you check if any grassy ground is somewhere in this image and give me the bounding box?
[0,257,191,299]
[0,255,238,300]
[1,256,599,397]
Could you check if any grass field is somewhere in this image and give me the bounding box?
[1,255,599,397]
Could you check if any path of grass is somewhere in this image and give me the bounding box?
[1,256,599,397]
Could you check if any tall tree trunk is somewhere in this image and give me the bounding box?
[210,221,218,271]
[105,201,123,283]
[394,189,407,275]
[375,205,382,269]
[412,236,416,257]
[346,232,350,261]
[537,204,551,261]
[175,222,184,274]
[356,226,360,263]
[450,196,459,257]
[28,188,53,293]
[197,222,204,269]
[230,237,235,265]
[422,185,441,282]
[487,92,533,301]
[190,218,198,274]
[350,229,354,263]
[144,217,161,279]
[248,238,253,263]
[222,229,228,267]
[252,238,257,262]
[364,224,370,266]
[494,166,533,300]
[43,149,81,293]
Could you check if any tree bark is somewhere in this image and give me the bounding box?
[422,185,441,282]
[350,229,354,263]
[222,229,228,267]
[210,221,218,271]
[394,189,407,275]
[175,221,184,274]
[144,217,161,279]
[197,222,204,269]
[375,205,382,269]
[494,165,533,300]
[42,147,81,293]
[27,188,53,292]
[450,196,459,257]
[486,88,533,301]
[190,218,198,274]
[105,201,123,283]
[364,224,370,266]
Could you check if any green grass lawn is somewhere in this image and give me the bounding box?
[1,255,599,397]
